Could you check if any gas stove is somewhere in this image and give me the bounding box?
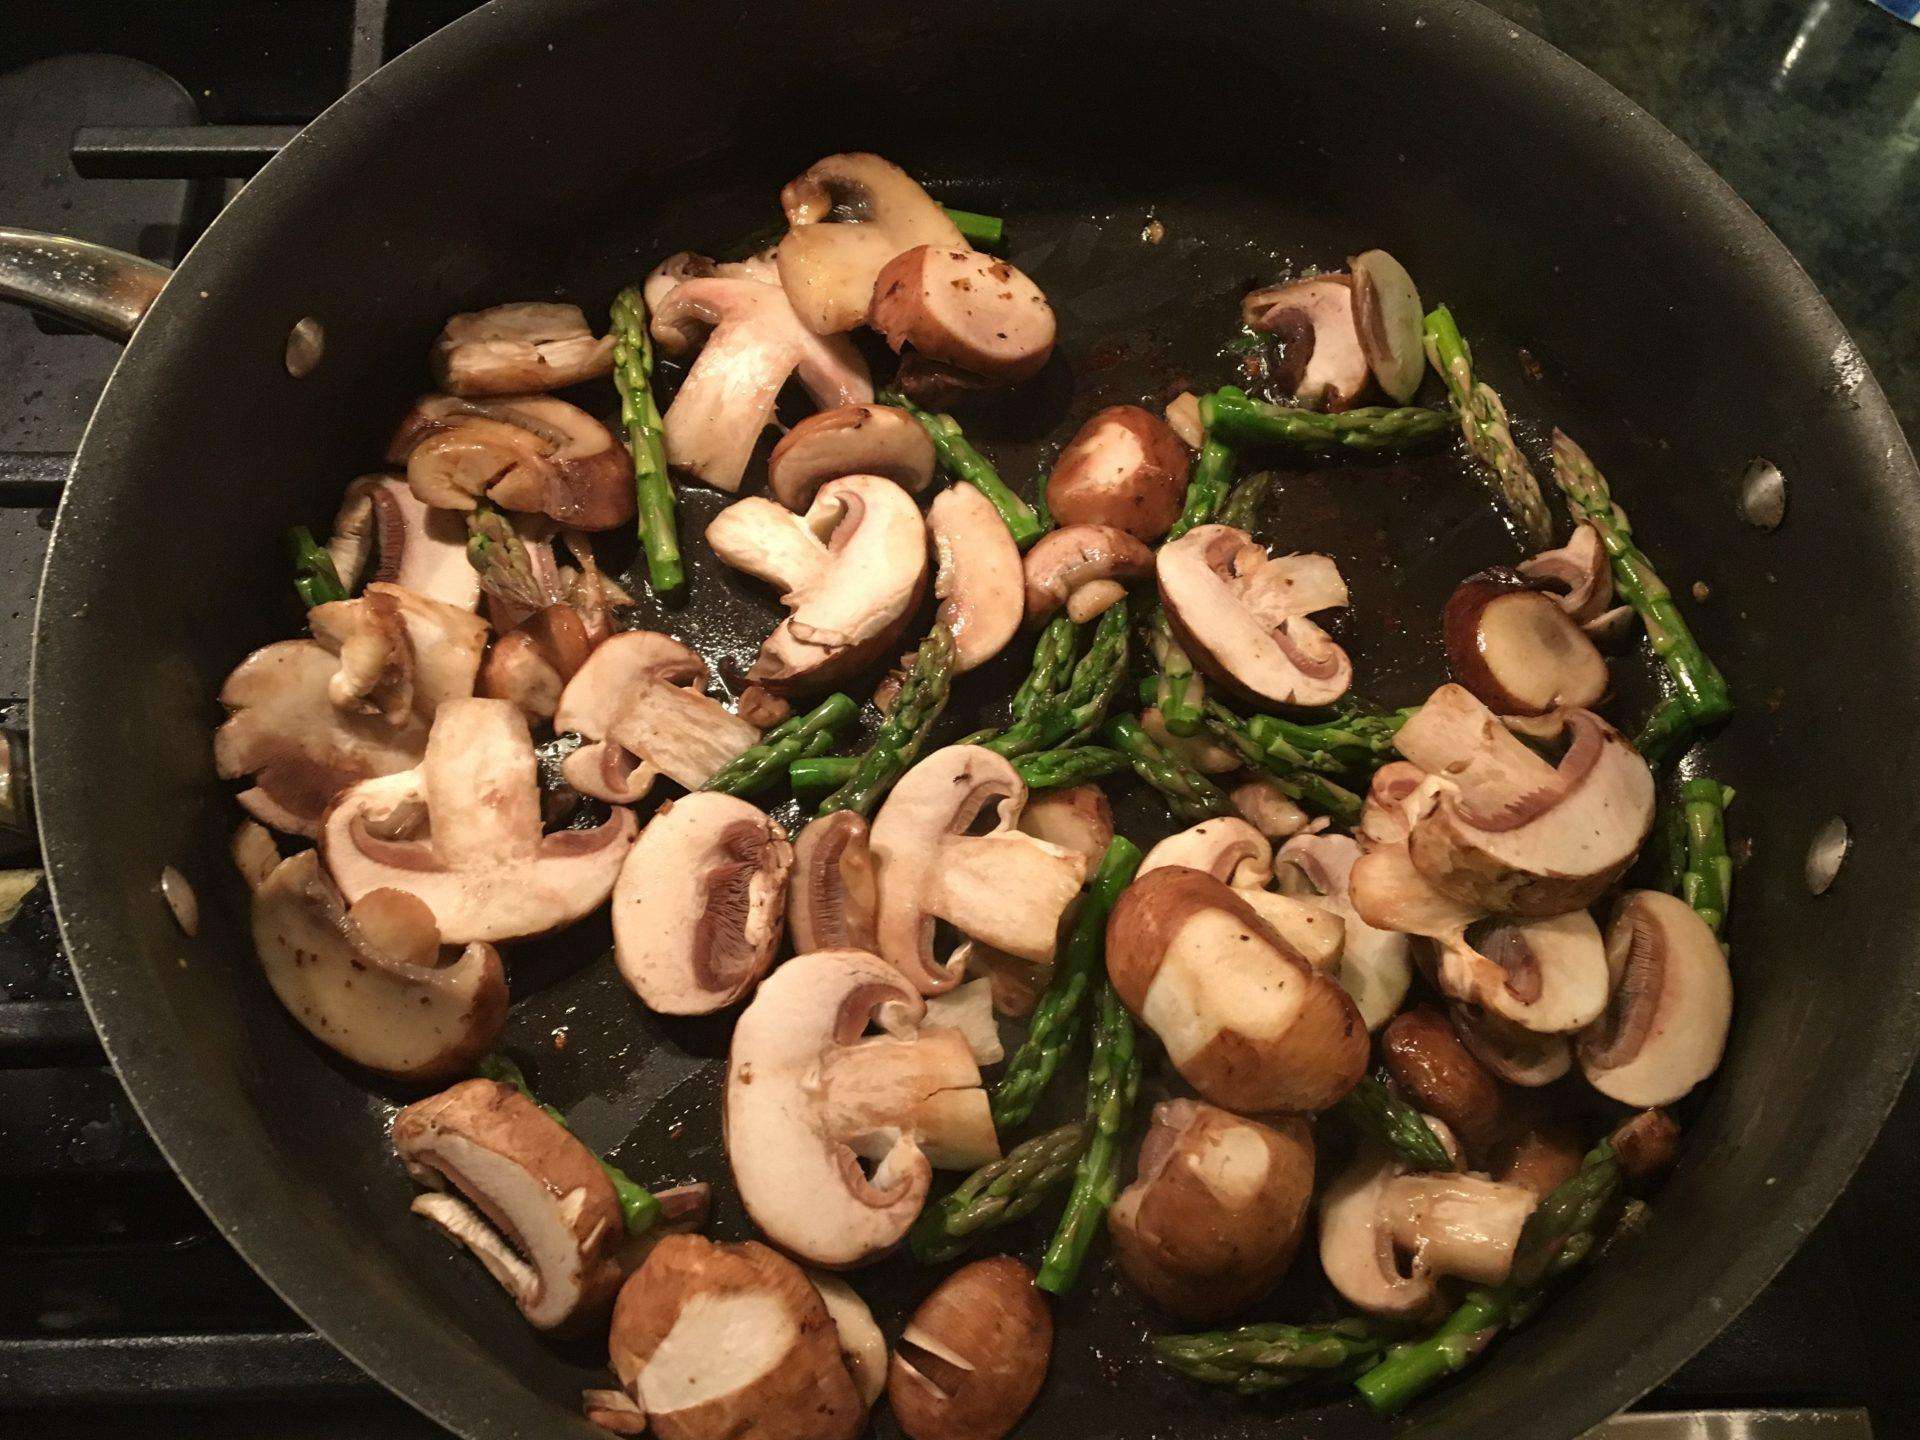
[0,3,1913,1436]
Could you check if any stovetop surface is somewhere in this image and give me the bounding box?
[1,2,1916,1436]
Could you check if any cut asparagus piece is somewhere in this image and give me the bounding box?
[1104,714,1233,823]
[285,525,347,608]
[1422,306,1552,548]
[703,694,857,798]
[1146,604,1205,737]
[878,389,1043,546]
[908,1121,1089,1264]
[1338,1070,1457,1172]
[984,601,1130,758]
[1166,420,1235,543]
[1204,387,1452,458]
[1154,1320,1385,1395]
[817,623,956,817]
[611,285,682,595]
[942,206,1005,248]
[1038,976,1141,1295]
[1202,702,1366,823]
[1675,778,1734,936]
[1014,745,1128,791]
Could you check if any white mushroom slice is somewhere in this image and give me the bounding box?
[776,153,966,335]
[311,583,490,718]
[1046,405,1191,543]
[1158,525,1353,709]
[869,246,1056,385]
[725,950,997,1267]
[320,698,635,944]
[1517,522,1620,630]
[230,819,281,892]
[918,977,1005,1067]
[1275,832,1413,1029]
[1235,890,1346,974]
[1231,777,1310,839]
[869,746,1088,994]
[707,475,928,695]
[649,275,873,493]
[387,393,633,531]
[1393,684,1655,916]
[1444,570,1609,716]
[928,484,1022,673]
[1578,889,1732,1106]
[327,474,480,610]
[1357,761,1443,849]
[1140,817,1273,889]
[809,1274,888,1409]
[431,302,615,396]
[789,812,879,954]
[1379,1172,1539,1286]
[1242,275,1369,411]
[768,404,936,511]
[251,851,506,1079]
[1016,784,1114,866]
[395,1079,624,1331]
[612,795,793,1015]
[1164,391,1205,451]
[1022,524,1153,624]
[1318,1148,1443,1320]
[1349,250,1426,404]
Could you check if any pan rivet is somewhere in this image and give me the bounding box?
[1805,816,1849,895]
[284,316,325,378]
[1739,458,1786,530]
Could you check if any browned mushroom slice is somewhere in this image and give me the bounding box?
[1139,817,1272,889]
[395,1079,625,1331]
[809,1274,887,1411]
[1108,1100,1315,1321]
[789,811,879,954]
[1022,524,1153,624]
[1045,405,1190,543]
[327,473,480,610]
[1608,1107,1683,1180]
[1517,521,1634,641]
[612,794,793,1015]
[1356,760,1438,848]
[1444,569,1609,716]
[1157,523,1353,708]
[477,603,597,722]
[776,154,966,335]
[1349,250,1425,404]
[431,302,615,396]
[1241,275,1369,411]
[1380,1006,1513,1163]
[1016,783,1114,866]
[1164,391,1205,451]
[320,698,635,943]
[768,403,936,511]
[889,1257,1051,1440]
[929,484,1022,673]
[1578,889,1732,1106]
[1317,1148,1444,1320]
[869,246,1056,387]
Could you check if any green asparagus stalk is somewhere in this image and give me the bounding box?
[285,525,347,608]
[1654,786,1689,896]
[478,1054,663,1235]
[1205,386,1453,458]
[611,286,683,596]
[1104,714,1233,823]
[942,207,1004,248]
[1203,704,1365,824]
[817,623,956,816]
[1676,778,1734,935]
[992,838,1144,1130]
[465,499,562,612]
[790,754,856,799]
[1010,615,1080,724]
[1155,1321,1386,1395]
[1243,705,1416,774]
[1037,977,1141,1295]
[1356,1287,1511,1415]
[1014,745,1129,791]
[908,1122,1089,1264]
[1508,1141,1622,1290]
[702,694,857,798]
[1338,1071,1458,1172]
[878,390,1043,546]
[1552,429,1732,732]
[1218,470,1275,531]
[1422,307,1552,548]
[1146,606,1206,737]
[984,601,1130,758]
[1167,421,1235,543]
[1636,694,1694,766]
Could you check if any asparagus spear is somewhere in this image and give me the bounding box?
[817,623,956,816]
[1422,306,1552,548]
[1104,714,1233,823]
[478,1053,663,1234]
[1508,1141,1622,1289]
[285,525,347,608]
[1015,745,1129,791]
[611,285,683,596]
[1338,1071,1458,1172]
[1037,977,1141,1295]
[878,389,1043,546]
[1552,429,1732,732]
[942,207,1004,248]
[1204,386,1452,458]
[1636,694,1694,766]
[465,499,562,613]
[790,753,856,799]
[1243,705,1416,774]
[984,601,1130,758]
[1154,1321,1386,1395]
[1218,470,1274,531]
[1011,615,1080,725]
[1356,1286,1511,1415]
[1675,778,1734,935]
[1146,605,1205,737]
[992,837,1144,1130]
[702,694,857,798]
[908,1122,1089,1264]
[1203,704,1365,823]
[1166,421,1235,543]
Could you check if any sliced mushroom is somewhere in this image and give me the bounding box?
[869,746,1088,994]
[871,246,1056,388]
[1235,889,1347,975]
[1318,1148,1443,1320]
[648,271,873,493]
[1164,391,1204,451]
[1392,683,1655,916]
[1158,524,1353,709]
[231,819,281,891]
[918,977,1005,1067]
[251,850,505,1079]
[431,302,615,396]
[613,794,792,1015]
[810,1274,888,1409]
[387,393,634,531]
[1349,250,1425,404]
[888,1257,1050,1440]
[1230,777,1311,839]
[725,950,997,1267]
[1242,275,1369,412]
[1274,832,1413,1029]
[1108,1101,1314,1321]
[553,631,757,802]
[1579,889,1732,1106]
[928,484,1023,673]
[768,404,936,511]
[707,475,928,694]
[327,473,480,610]
[1494,1122,1587,1199]
[776,154,966,335]
[395,1079,624,1331]
[1045,405,1190,542]
[607,1234,865,1440]
[1357,760,1438,849]
[1449,1002,1573,1086]
[789,812,879,954]
[1016,784,1114,866]
[1517,522,1632,643]
[1022,524,1153,624]
[478,603,597,722]
[1609,1107,1683,1180]
[320,698,635,943]
[1106,866,1367,1113]
[1381,1006,1512,1163]
[1140,817,1272,889]
[1444,569,1609,716]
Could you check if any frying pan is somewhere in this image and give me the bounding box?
[5,0,1918,1436]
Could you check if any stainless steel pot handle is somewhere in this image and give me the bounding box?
[0,228,169,343]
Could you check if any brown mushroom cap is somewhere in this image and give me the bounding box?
[869,246,1056,386]
[1108,1100,1315,1321]
[1609,1107,1683,1180]
[1381,1006,1512,1165]
[768,404,937,512]
[789,812,880,954]
[1021,524,1153,624]
[1106,866,1367,1113]
[888,1257,1051,1440]
[1242,275,1370,412]
[431,302,615,397]
[1578,889,1733,1106]
[1044,405,1190,542]
[929,484,1023,674]
[1449,1001,1573,1086]
[1444,569,1609,716]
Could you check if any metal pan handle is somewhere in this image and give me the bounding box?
[0,228,169,343]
